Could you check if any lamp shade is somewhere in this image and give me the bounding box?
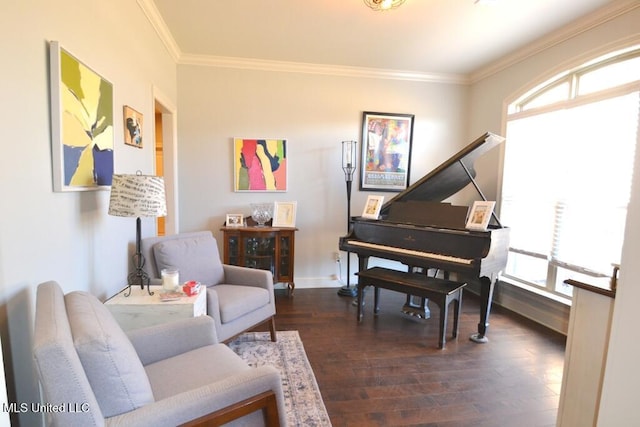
[108,173,167,218]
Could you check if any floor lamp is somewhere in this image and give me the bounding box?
[108,172,167,296]
[338,140,358,297]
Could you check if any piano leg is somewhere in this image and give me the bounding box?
[470,275,496,344]
[357,286,367,322]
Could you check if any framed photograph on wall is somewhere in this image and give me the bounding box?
[361,195,384,219]
[465,201,496,231]
[273,201,297,227]
[123,105,143,148]
[233,138,288,192]
[49,41,114,192]
[360,111,414,192]
[225,213,244,227]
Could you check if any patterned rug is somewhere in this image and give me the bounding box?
[228,331,332,427]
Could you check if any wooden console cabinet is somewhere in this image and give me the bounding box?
[220,225,297,293]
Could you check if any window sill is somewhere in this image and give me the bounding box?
[488,276,571,335]
[500,276,572,306]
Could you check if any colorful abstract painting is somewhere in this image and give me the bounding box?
[234,138,287,192]
[50,41,114,191]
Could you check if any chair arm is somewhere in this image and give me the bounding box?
[105,365,286,427]
[222,264,274,290]
[127,316,218,365]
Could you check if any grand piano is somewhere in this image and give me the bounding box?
[339,132,510,343]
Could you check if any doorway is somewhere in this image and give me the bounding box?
[153,87,178,236]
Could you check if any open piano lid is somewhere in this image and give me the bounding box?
[380,132,505,217]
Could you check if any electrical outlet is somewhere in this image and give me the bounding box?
[334,252,341,262]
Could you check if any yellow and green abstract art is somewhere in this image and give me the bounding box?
[50,42,113,191]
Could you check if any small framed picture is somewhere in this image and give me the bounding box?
[225,213,244,227]
[123,105,143,148]
[466,201,496,231]
[272,201,297,227]
[362,195,384,219]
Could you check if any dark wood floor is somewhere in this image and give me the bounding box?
[262,286,566,427]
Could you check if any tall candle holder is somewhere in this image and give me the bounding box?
[338,140,358,297]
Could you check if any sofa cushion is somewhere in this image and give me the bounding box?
[145,344,250,400]
[212,285,270,324]
[66,291,154,418]
[153,235,224,286]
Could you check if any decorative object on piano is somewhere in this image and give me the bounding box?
[250,203,274,227]
[226,213,244,227]
[361,195,384,219]
[233,137,288,192]
[360,111,414,192]
[338,140,359,297]
[108,172,167,296]
[465,201,496,231]
[273,201,297,227]
[363,0,406,12]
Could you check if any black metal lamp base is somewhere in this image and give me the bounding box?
[337,285,357,297]
[125,266,153,297]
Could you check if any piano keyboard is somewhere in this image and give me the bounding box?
[345,240,473,265]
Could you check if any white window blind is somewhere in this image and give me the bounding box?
[502,92,639,280]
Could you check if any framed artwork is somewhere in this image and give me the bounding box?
[360,111,414,192]
[234,138,288,192]
[49,41,114,192]
[466,201,496,231]
[273,201,297,227]
[225,213,244,227]
[123,105,143,148]
[361,195,384,219]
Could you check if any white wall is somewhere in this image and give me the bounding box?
[176,65,470,286]
[0,1,177,425]
[467,7,640,425]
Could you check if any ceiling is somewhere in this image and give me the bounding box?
[148,0,629,81]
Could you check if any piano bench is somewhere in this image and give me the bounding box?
[356,267,467,349]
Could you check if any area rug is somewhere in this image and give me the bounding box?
[228,330,332,427]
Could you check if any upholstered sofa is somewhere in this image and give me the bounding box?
[32,281,286,426]
[141,231,277,342]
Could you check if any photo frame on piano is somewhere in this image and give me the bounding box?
[361,195,384,219]
[465,201,496,231]
[360,111,414,192]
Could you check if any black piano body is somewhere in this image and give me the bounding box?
[339,132,510,343]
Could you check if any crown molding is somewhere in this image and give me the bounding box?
[178,54,469,84]
[469,0,640,83]
[137,0,181,62]
[139,0,637,85]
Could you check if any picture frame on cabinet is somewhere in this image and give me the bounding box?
[225,213,244,227]
[272,201,297,227]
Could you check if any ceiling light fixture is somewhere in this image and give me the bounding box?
[363,0,406,11]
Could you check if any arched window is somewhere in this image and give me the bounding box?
[501,46,640,299]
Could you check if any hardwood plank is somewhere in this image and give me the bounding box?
[255,287,566,427]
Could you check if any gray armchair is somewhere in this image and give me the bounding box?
[141,231,277,342]
[32,281,286,427]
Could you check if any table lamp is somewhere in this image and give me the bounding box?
[108,172,167,296]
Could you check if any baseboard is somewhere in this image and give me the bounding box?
[275,277,342,290]
[464,280,570,335]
